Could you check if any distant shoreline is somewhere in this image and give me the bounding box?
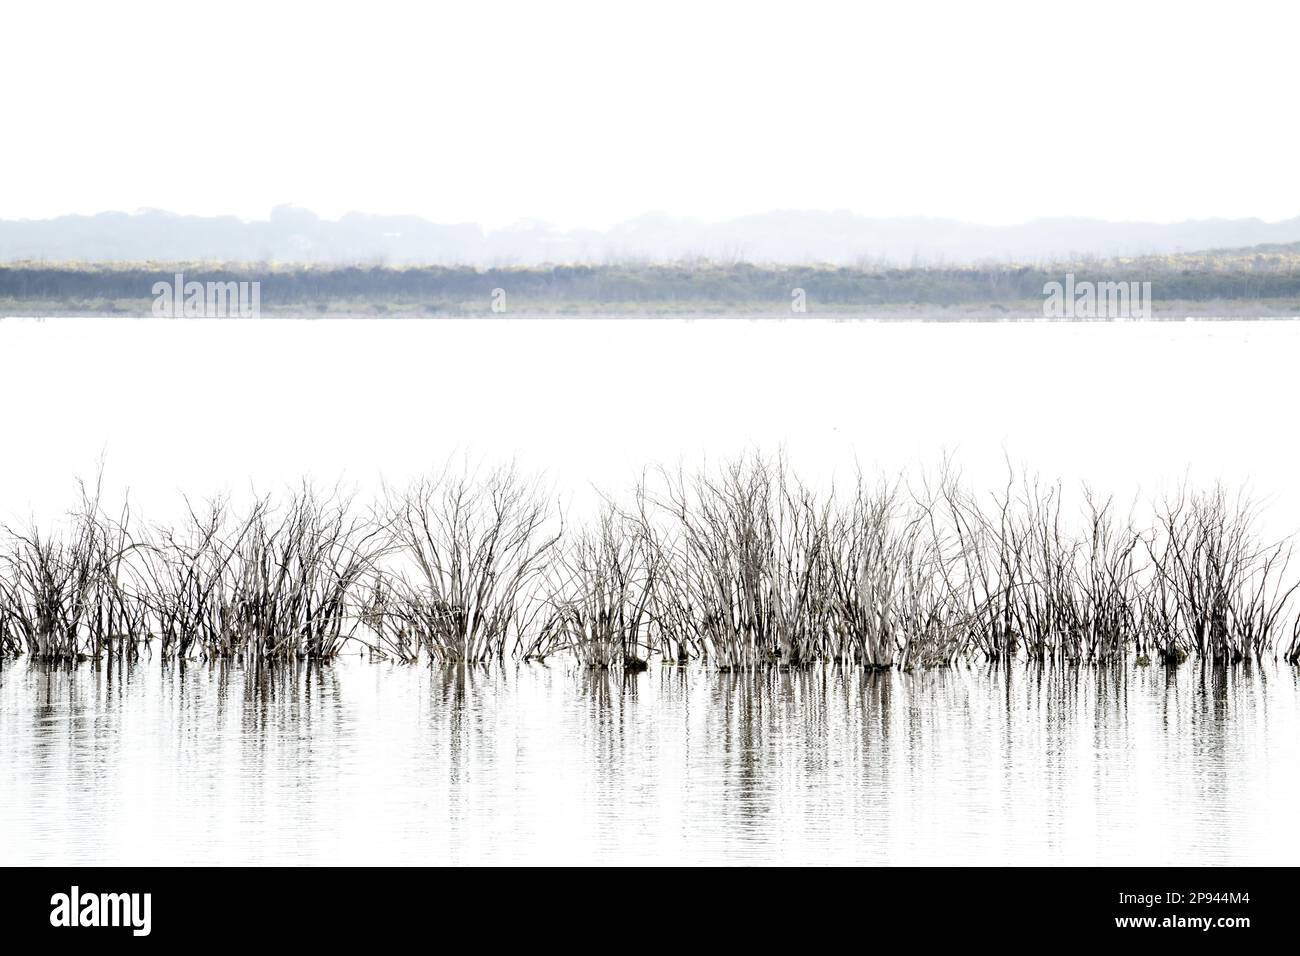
[5,309,1300,321]
[4,254,1300,319]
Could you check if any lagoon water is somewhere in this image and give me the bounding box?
[1,316,1299,865]
[1,317,1298,531]
[2,658,1298,866]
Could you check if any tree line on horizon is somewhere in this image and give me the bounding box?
[3,249,1300,312]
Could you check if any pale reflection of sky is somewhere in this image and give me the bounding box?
[0,319,1297,536]
[1,659,1297,865]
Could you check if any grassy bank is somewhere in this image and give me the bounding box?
[4,247,1300,317]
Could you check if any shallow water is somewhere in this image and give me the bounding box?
[2,657,1297,865]
[1,318,1299,535]
[2,317,1298,865]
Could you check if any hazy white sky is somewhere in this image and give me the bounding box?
[2,0,1297,228]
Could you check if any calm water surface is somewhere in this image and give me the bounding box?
[2,319,1299,864]
[2,657,1297,865]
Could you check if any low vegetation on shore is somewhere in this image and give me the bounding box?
[4,244,1300,317]
[2,460,1297,670]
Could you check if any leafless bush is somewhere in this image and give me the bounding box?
[1145,487,1299,664]
[229,487,387,661]
[133,486,388,661]
[133,496,245,659]
[529,493,661,668]
[825,478,909,667]
[1069,491,1144,661]
[372,465,560,663]
[647,456,832,668]
[0,478,145,661]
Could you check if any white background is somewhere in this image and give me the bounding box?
[2,1,1298,228]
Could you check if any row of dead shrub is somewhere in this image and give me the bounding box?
[2,460,1297,668]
